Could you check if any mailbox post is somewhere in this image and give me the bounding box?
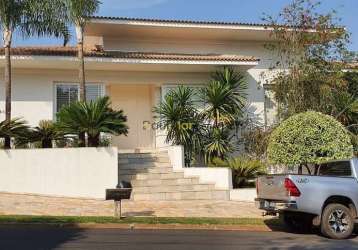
[106,181,132,219]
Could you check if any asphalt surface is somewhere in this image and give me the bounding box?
[0,227,357,250]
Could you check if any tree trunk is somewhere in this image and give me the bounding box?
[3,29,12,149]
[88,134,100,147]
[76,25,86,102]
[42,139,53,148]
[76,25,86,147]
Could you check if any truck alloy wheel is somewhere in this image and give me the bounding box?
[321,203,354,239]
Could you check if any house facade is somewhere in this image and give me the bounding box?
[0,16,278,150]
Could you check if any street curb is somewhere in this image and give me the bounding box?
[0,223,280,232]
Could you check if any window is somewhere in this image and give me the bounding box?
[55,83,104,113]
[318,161,352,177]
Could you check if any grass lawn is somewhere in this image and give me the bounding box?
[0,215,280,226]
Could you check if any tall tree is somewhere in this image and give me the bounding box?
[0,0,68,148]
[64,0,100,102]
[262,0,351,119]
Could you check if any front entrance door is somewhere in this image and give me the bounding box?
[110,85,153,149]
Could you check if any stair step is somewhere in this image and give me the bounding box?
[131,190,229,201]
[118,157,170,164]
[135,172,184,180]
[119,167,174,175]
[118,152,168,158]
[118,162,170,168]
[119,172,186,181]
[132,184,217,194]
[130,178,201,187]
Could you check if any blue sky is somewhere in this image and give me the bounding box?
[13,0,358,52]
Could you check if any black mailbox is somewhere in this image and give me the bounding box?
[106,181,132,218]
[106,188,132,201]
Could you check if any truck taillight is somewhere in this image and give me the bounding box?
[284,178,301,197]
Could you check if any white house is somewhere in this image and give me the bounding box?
[0,16,279,150]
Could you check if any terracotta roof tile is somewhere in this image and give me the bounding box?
[90,16,275,28]
[0,46,259,62]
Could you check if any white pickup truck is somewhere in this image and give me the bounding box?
[256,158,358,239]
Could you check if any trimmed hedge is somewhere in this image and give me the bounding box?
[268,111,353,165]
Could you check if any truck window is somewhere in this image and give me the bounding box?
[318,161,352,177]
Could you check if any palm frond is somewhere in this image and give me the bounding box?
[65,0,100,26]
[0,118,29,139]
[201,67,248,126]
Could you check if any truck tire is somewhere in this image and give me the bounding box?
[321,203,354,239]
[281,212,313,232]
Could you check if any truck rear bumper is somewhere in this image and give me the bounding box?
[255,198,297,212]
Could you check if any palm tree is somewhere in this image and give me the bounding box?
[200,67,248,162]
[0,0,68,148]
[153,86,203,166]
[56,96,128,147]
[64,0,100,147]
[16,120,65,148]
[64,0,100,101]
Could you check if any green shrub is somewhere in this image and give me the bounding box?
[16,120,64,148]
[210,156,266,188]
[227,157,266,188]
[268,111,353,166]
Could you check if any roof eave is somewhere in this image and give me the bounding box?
[89,16,274,31]
[0,55,259,66]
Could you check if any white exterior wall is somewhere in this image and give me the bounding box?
[0,69,212,125]
[0,147,118,199]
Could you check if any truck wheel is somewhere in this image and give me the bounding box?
[281,212,313,232]
[321,203,354,239]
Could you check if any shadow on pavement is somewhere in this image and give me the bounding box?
[0,225,85,250]
[264,217,358,239]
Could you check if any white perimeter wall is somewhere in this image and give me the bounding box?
[230,188,257,202]
[0,147,118,199]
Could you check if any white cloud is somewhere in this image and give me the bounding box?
[100,0,169,11]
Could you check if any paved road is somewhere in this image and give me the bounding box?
[0,227,357,250]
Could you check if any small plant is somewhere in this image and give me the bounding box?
[210,156,266,188]
[16,120,64,148]
[228,157,266,188]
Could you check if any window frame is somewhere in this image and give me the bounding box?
[53,82,106,119]
[317,161,353,177]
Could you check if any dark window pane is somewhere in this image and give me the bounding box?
[56,85,78,112]
[318,161,352,176]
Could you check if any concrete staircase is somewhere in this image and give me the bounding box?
[118,152,230,201]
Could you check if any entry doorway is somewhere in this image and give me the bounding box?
[109,84,154,149]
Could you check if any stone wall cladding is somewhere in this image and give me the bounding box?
[0,192,262,218]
